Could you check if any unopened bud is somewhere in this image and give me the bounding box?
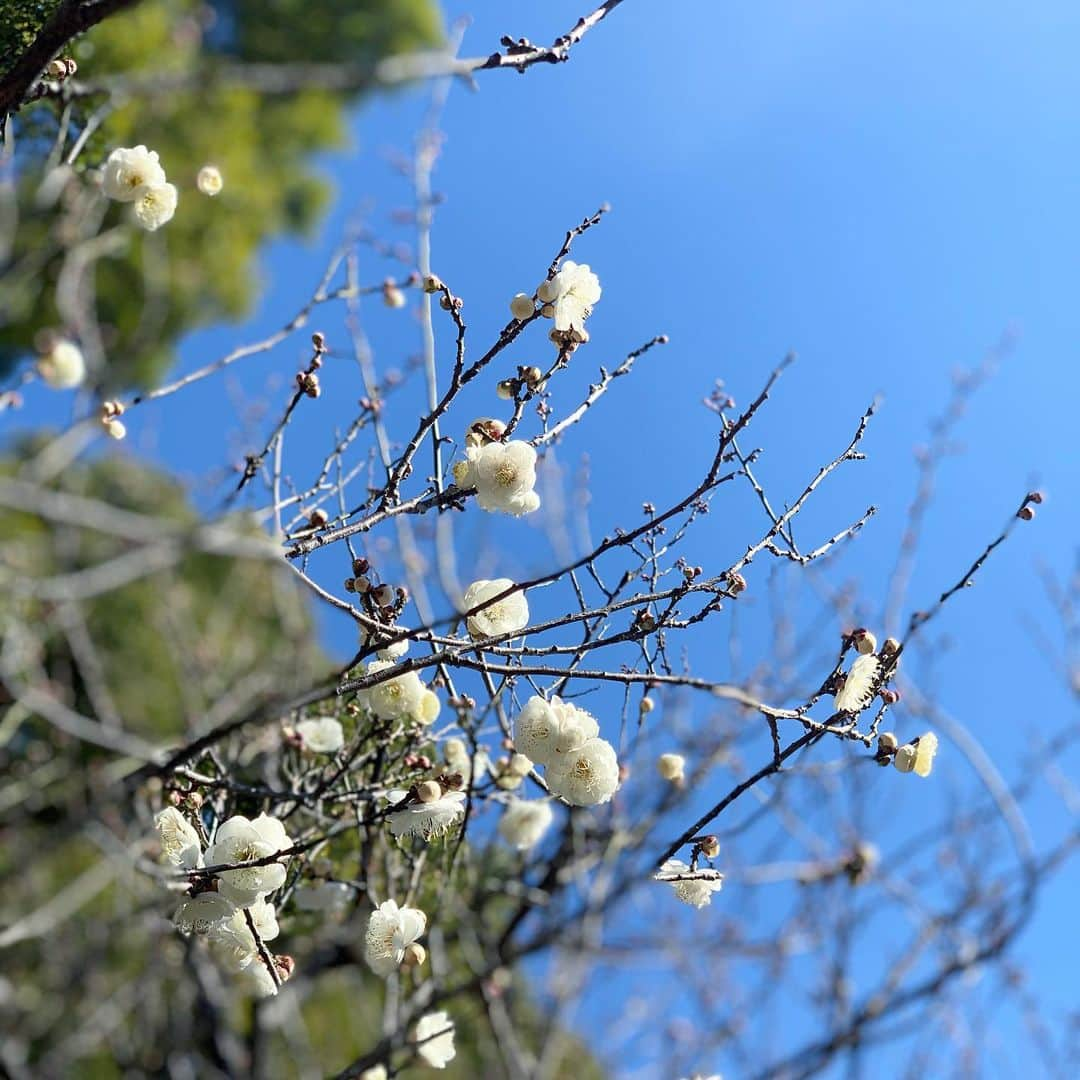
[879,687,901,705]
[877,732,899,754]
[383,282,406,309]
[510,293,535,320]
[417,780,442,803]
[570,326,590,344]
[537,279,558,304]
[372,583,394,607]
[852,628,878,655]
[344,577,356,592]
[1026,491,1044,504]
[352,557,369,576]
[726,571,747,594]
[639,696,655,715]
[46,59,67,80]
[311,331,326,351]
[353,575,371,594]
[273,955,295,983]
[307,508,329,528]
[103,418,127,440]
[496,379,515,400]
[698,835,720,859]
[880,637,901,658]
[186,791,204,810]
[1017,505,1035,521]
[401,942,427,969]
[422,274,444,294]
[439,293,454,310]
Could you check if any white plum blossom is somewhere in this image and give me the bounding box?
[453,439,540,516]
[236,960,280,997]
[359,1068,388,1080]
[656,859,725,909]
[413,1011,456,1069]
[196,164,223,196]
[296,716,344,754]
[154,807,202,869]
[498,799,554,851]
[364,899,427,977]
[37,340,86,389]
[203,813,290,907]
[174,892,235,936]
[893,732,939,777]
[547,699,601,767]
[294,881,353,914]
[462,578,529,639]
[834,654,881,713]
[102,145,166,201]
[132,182,178,231]
[657,753,686,784]
[386,789,466,841]
[546,737,620,807]
[513,696,560,766]
[537,260,601,332]
[360,625,409,659]
[207,901,278,974]
[360,659,440,725]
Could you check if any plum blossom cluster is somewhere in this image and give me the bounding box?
[156,808,294,997]
[102,145,177,231]
[513,696,620,806]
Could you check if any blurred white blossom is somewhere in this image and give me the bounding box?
[36,340,86,389]
[413,1011,456,1069]
[462,577,529,639]
[498,799,554,851]
[294,881,353,914]
[296,716,344,754]
[132,182,178,231]
[657,753,686,784]
[174,892,235,936]
[196,164,223,196]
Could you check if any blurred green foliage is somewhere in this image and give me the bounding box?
[0,0,442,391]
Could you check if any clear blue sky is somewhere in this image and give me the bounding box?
[20,2,1080,1075]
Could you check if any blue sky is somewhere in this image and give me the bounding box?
[14,1,1080,1075]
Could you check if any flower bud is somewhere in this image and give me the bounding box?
[879,687,901,705]
[344,577,356,592]
[570,326,590,344]
[401,942,427,969]
[422,274,444,293]
[537,279,558,304]
[439,294,454,310]
[540,302,555,318]
[892,745,917,773]
[877,732,898,754]
[1026,491,1044,504]
[639,696,655,715]
[311,331,326,351]
[657,753,685,783]
[354,575,371,594]
[880,637,901,658]
[46,59,68,80]
[852,628,877,655]
[372,583,394,607]
[104,419,127,440]
[308,508,329,528]
[1017,505,1035,521]
[383,283,406,309]
[510,293,534,320]
[352,557,369,576]
[417,780,442,803]
[496,379,515,400]
[698,835,720,859]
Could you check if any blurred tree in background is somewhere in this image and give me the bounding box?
[0,0,442,391]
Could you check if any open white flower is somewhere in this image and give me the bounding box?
[360,659,440,725]
[155,807,203,869]
[204,813,290,907]
[413,1011,456,1069]
[834,654,881,713]
[498,799,554,851]
[102,145,166,201]
[196,164,223,196]
[132,182,177,231]
[657,753,686,784]
[548,699,601,766]
[174,892,236,936]
[454,440,540,516]
[538,260,601,332]
[364,899,427,977]
[207,902,277,973]
[236,959,280,997]
[546,737,620,807]
[656,858,725,909]
[462,578,529,639]
[37,340,86,389]
[296,716,344,754]
[294,880,353,914]
[386,789,466,841]
[893,732,939,777]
